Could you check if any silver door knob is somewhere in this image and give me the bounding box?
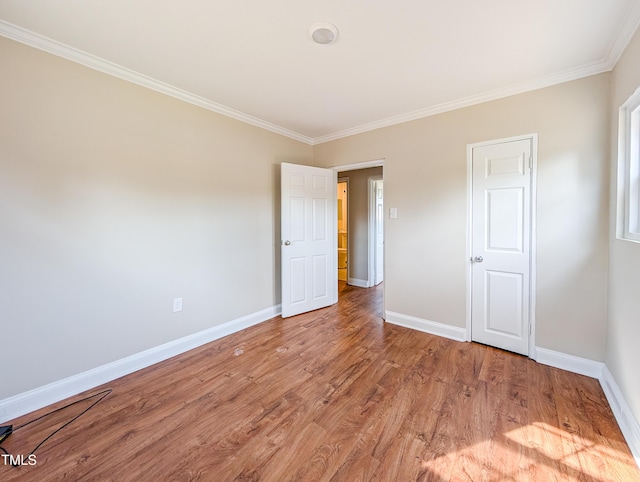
[284,240,291,246]
[474,256,484,263]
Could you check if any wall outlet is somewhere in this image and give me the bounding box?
[173,297,183,313]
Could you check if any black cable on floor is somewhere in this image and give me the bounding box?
[0,388,112,467]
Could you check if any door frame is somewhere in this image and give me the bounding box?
[368,175,383,287]
[330,159,384,312]
[330,159,385,289]
[465,134,538,359]
[337,177,349,282]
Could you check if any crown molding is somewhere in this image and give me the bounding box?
[603,0,640,70]
[0,20,314,145]
[313,8,640,146]
[3,12,639,148]
[312,59,611,145]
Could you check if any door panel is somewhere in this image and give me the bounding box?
[486,187,524,252]
[485,270,523,337]
[281,163,337,318]
[290,258,306,304]
[290,197,305,241]
[471,138,532,355]
[312,255,328,298]
[312,198,327,240]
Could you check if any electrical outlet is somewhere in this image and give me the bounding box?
[173,298,183,313]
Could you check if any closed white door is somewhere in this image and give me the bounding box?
[281,163,337,318]
[470,137,533,355]
[375,180,384,285]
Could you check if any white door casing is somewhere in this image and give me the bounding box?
[281,163,337,318]
[368,176,384,288]
[375,180,384,285]
[469,136,536,356]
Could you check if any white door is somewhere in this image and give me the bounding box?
[375,180,384,285]
[470,137,534,355]
[281,163,337,318]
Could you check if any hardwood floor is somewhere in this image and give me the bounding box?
[1,283,638,481]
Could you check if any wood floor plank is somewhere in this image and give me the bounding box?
[1,283,638,481]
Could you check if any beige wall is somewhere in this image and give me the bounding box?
[315,74,611,361]
[1,31,626,409]
[608,28,640,424]
[337,167,383,283]
[0,37,312,399]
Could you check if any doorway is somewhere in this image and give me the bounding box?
[337,179,348,282]
[467,135,537,356]
[280,160,383,318]
[335,165,384,291]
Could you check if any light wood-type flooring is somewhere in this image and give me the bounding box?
[1,283,638,481]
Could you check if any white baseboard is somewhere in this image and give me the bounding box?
[535,347,604,379]
[347,278,370,288]
[599,366,640,468]
[0,304,281,424]
[535,347,640,470]
[384,310,467,342]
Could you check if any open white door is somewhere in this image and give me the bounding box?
[281,163,337,318]
[470,136,534,355]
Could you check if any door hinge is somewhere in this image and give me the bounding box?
[529,156,533,169]
[528,324,532,335]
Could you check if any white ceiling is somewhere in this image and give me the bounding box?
[2,1,640,144]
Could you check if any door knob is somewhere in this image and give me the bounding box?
[284,240,291,246]
[474,256,484,263]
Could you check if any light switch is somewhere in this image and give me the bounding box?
[389,208,398,219]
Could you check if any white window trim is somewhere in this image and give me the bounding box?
[618,87,640,243]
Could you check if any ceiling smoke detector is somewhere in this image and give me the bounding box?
[308,22,339,45]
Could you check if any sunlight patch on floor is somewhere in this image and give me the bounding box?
[419,422,637,481]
